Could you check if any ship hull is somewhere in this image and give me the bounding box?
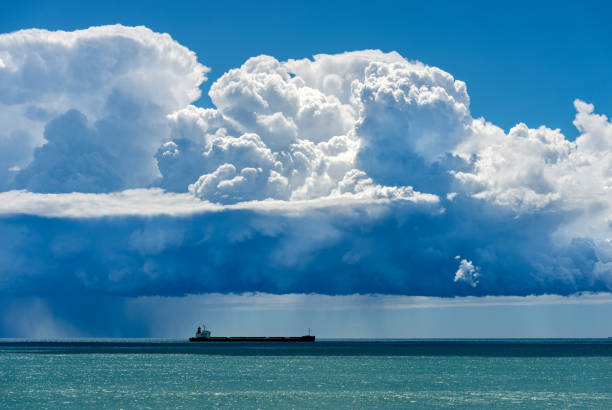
[189,335,315,342]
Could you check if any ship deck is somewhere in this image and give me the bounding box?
[189,336,315,342]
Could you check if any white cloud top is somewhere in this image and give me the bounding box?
[0,25,207,191]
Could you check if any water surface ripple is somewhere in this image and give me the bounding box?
[1,339,611,408]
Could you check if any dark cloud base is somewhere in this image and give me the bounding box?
[1,197,606,299]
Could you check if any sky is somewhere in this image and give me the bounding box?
[1,0,612,338]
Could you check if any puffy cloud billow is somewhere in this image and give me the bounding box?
[1,25,612,307]
[0,25,206,192]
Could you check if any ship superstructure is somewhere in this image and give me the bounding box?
[189,325,315,342]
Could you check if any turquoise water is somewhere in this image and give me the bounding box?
[1,340,611,408]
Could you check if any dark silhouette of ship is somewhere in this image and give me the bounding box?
[189,325,315,342]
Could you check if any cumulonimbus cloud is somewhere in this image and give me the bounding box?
[1,25,612,303]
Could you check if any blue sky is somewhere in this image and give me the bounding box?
[1,0,612,338]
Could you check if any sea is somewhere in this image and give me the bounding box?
[1,339,611,409]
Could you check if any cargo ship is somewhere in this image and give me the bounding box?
[189,325,315,342]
